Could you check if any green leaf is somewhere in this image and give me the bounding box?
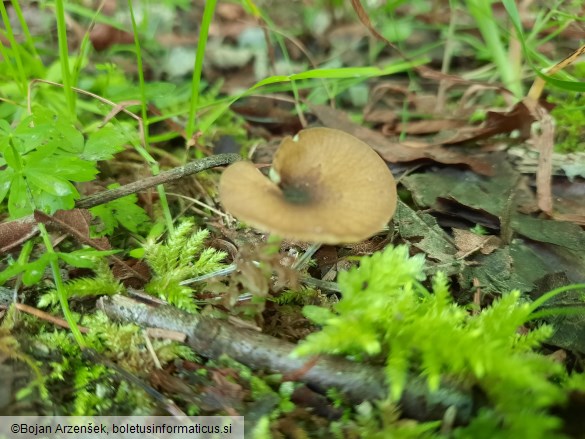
[58,249,119,268]
[54,118,84,153]
[3,144,21,170]
[128,247,145,258]
[0,167,13,203]
[82,126,127,161]
[25,169,73,197]
[90,192,151,236]
[23,253,55,285]
[8,175,31,217]
[0,119,11,134]
[0,261,27,285]
[0,137,9,159]
[114,200,151,233]
[89,204,116,236]
[33,187,77,214]
[26,154,98,182]
[12,116,54,154]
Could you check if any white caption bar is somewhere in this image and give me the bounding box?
[0,416,244,439]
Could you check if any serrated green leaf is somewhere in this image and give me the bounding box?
[3,144,21,170]
[82,127,126,161]
[32,184,78,214]
[90,192,151,236]
[25,169,73,196]
[112,200,151,233]
[8,175,31,217]
[50,156,98,181]
[13,116,54,154]
[89,204,116,236]
[26,154,98,182]
[54,119,84,153]
[0,168,14,203]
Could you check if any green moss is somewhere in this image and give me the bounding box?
[295,245,581,438]
[549,93,585,153]
[143,219,227,312]
[29,310,193,415]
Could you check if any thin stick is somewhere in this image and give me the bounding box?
[76,154,240,209]
[14,303,90,333]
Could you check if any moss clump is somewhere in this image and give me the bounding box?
[295,245,581,438]
[549,93,585,153]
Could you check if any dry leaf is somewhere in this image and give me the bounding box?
[453,229,501,259]
[311,104,494,175]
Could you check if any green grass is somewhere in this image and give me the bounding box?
[55,0,76,116]
[186,0,217,139]
[127,0,174,232]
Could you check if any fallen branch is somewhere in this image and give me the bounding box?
[98,294,474,424]
[76,153,241,209]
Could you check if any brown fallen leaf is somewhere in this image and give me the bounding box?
[0,216,38,255]
[35,209,111,251]
[453,228,501,259]
[551,213,585,226]
[311,104,494,175]
[90,23,134,52]
[387,119,467,136]
[443,101,536,145]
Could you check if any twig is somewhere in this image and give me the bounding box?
[14,303,89,333]
[98,294,474,424]
[75,154,241,209]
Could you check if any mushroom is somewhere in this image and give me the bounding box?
[219,127,397,244]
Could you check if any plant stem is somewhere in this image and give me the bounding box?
[186,0,217,139]
[0,1,27,94]
[127,0,175,232]
[54,0,76,116]
[466,0,522,97]
[37,222,85,347]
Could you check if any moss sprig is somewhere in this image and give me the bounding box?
[143,219,227,312]
[295,245,575,438]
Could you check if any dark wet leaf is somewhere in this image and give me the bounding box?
[395,201,460,275]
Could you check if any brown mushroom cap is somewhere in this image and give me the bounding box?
[219,127,397,244]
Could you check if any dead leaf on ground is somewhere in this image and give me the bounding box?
[443,101,536,145]
[385,119,467,136]
[311,104,495,175]
[90,24,134,51]
[34,209,111,250]
[394,201,459,275]
[452,228,501,259]
[0,216,38,255]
